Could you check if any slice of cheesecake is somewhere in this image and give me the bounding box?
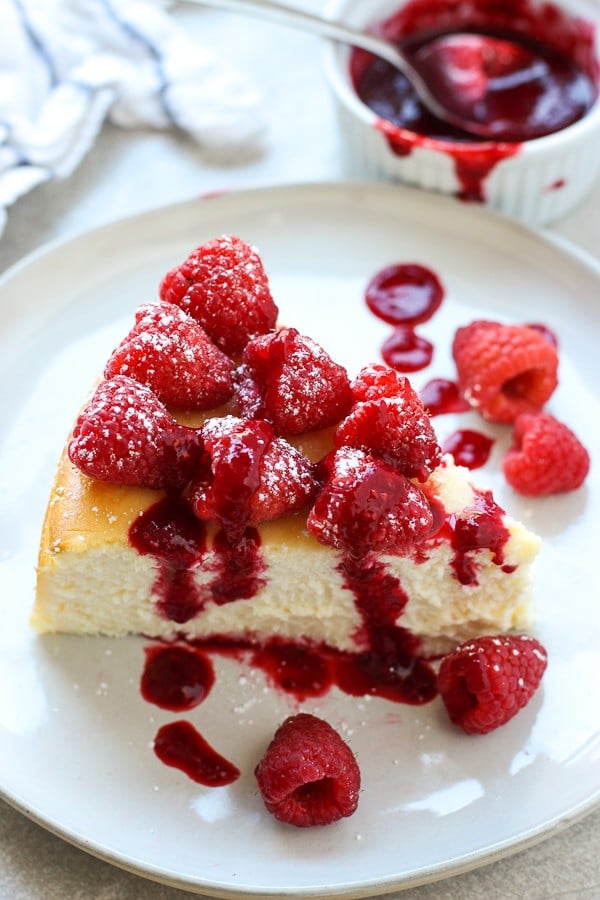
[34,440,539,657]
[32,235,540,674]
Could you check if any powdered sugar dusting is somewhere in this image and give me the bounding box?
[191,415,316,527]
[105,302,234,410]
[159,235,278,356]
[236,327,352,435]
[307,446,434,554]
[68,375,200,490]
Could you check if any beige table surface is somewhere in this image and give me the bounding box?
[1,3,599,898]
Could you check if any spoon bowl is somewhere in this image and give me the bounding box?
[412,33,590,140]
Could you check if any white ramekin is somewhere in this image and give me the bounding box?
[323,0,600,225]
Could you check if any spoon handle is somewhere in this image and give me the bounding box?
[182,0,471,131]
[183,0,407,70]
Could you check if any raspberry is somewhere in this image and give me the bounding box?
[254,713,360,827]
[307,447,434,556]
[452,320,559,423]
[437,634,547,735]
[104,303,234,410]
[159,235,278,356]
[189,416,317,532]
[349,363,409,403]
[68,376,201,490]
[235,328,353,435]
[335,366,442,482]
[503,412,590,496]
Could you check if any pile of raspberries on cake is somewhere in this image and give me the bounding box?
[68,235,587,827]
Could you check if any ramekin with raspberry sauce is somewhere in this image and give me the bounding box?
[323,0,600,224]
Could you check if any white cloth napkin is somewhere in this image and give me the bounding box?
[0,0,264,237]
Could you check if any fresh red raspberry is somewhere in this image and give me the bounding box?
[335,366,442,482]
[189,416,317,532]
[349,363,409,403]
[68,376,201,490]
[255,713,360,827]
[307,447,434,556]
[503,412,590,496]
[235,328,353,435]
[104,303,234,410]
[437,634,548,735]
[159,235,278,356]
[452,320,559,423]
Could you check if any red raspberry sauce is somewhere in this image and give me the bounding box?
[210,527,266,604]
[141,644,215,711]
[447,490,511,585]
[442,429,495,470]
[365,262,445,373]
[381,327,434,372]
[249,644,333,701]
[420,378,470,416]
[129,497,266,621]
[366,263,444,325]
[129,497,208,624]
[334,557,437,703]
[154,720,240,787]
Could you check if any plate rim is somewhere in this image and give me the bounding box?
[1,784,598,898]
[2,179,600,290]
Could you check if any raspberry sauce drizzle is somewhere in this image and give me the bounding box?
[151,633,436,706]
[154,720,240,787]
[366,263,444,325]
[381,327,434,373]
[129,423,268,621]
[443,429,495,470]
[249,644,333,701]
[211,527,266,605]
[334,556,437,703]
[365,262,445,373]
[420,378,470,416]
[447,490,511,585]
[129,497,208,624]
[141,644,215,711]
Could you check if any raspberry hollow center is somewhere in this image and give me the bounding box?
[293,776,339,811]
[502,368,546,402]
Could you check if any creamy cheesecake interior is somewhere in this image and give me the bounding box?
[34,414,540,656]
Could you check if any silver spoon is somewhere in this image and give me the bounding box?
[182,0,535,139]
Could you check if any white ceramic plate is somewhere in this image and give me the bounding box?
[0,183,599,899]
